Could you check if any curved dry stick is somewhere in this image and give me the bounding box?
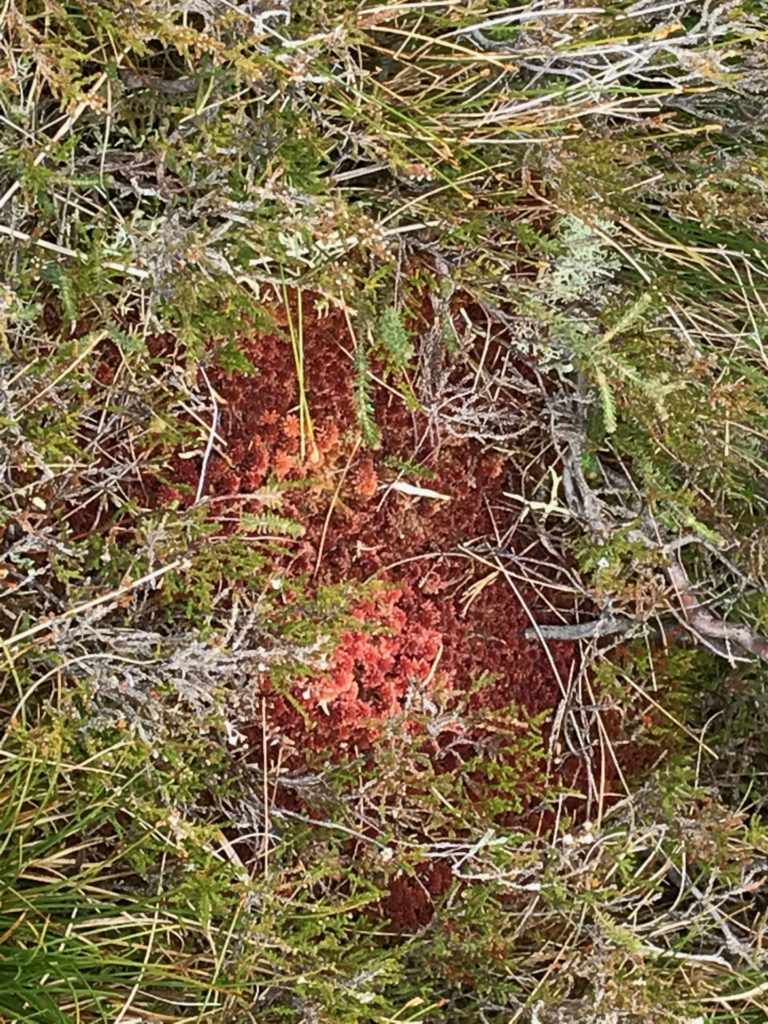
[665,560,768,664]
[526,561,768,664]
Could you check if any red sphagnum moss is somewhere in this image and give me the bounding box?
[88,288,670,930]
[134,291,661,923]
[262,586,444,754]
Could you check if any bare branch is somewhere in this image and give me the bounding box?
[666,558,768,664]
[524,613,636,642]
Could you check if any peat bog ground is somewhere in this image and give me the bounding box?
[3,2,768,1021]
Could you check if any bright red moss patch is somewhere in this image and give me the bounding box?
[150,297,565,729]
[125,290,668,928]
[262,587,444,753]
[138,292,657,817]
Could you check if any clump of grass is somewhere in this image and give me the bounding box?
[0,692,253,1022]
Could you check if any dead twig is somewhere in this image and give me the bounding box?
[665,558,768,664]
[524,612,636,642]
